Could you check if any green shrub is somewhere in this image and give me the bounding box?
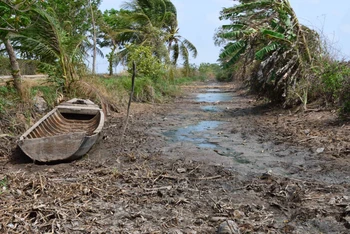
[216,70,233,82]
[127,45,166,80]
[339,76,350,115]
[199,63,221,79]
[320,62,350,101]
[0,85,18,114]
[30,85,58,108]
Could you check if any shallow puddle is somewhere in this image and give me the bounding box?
[163,121,222,149]
[196,93,232,102]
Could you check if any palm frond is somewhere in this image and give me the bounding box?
[180,43,189,65]
[171,42,179,64]
[182,38,197,58]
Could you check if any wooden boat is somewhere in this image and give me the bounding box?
[18,98,105,162]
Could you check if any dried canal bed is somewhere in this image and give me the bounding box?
[171,86,349,183]
[159,86,321,182]
[150,83,350,232]
[1,82,349,233]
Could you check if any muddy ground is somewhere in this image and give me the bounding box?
[0,81,349,233]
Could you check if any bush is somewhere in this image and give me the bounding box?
[199,63,221,80]
[339,71,350,115]
[216,70,233,82]
[30,85,59,108]
[0,85,18,114]
[319,61,350,102]
[126,45,166,80]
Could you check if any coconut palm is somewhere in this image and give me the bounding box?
[165,22,197,74]
[120,0,177,61]
[0,1,33,97]
[101,8,136,75]
[13,6,89,90]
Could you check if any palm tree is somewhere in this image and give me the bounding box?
[0,1,33,97]
[165,23,197,75]
[101,8,136,75]
[120,0,177,61]
[13,6,89,90]
[102,0,197,77]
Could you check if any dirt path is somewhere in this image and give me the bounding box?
[1,81,349,233]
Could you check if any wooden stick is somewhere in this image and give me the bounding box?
[120,61,136,145]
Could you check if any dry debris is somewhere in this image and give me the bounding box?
[0,82,349,233]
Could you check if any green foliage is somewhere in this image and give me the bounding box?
[30,85,58,108]
[181,63,199,77]
[0,1,33,37]
[127,45,165,80]
[0,56,11,75]
[216,69,233,82]
[120,76,160,102]
[255,42,280,60]
[166,24,198,70]
[0,85,18,114]
[101,0,197,70]
[97,74,179,103]
[320,62,350,100]
[215,0,318,105]
[13,6,90,90]
[38,0,102,37]
[198,63,222,80]
[340,93,350,115]
[315,61,350,114]
[120,0,178,61]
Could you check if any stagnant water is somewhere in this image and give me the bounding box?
[161,87,350,186]
[163,90,252,164]
[196,92,232,103]
[163,121,222,149]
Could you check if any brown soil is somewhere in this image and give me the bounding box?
[0,81,349,233]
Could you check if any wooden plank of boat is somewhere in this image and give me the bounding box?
[18,99,105,162]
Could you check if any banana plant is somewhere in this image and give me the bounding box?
[215,0,317,104]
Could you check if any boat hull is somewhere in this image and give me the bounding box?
[18,99,104,162]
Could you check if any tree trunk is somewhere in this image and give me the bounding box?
[3,38,24,98]
[89,0,97,75]
[108,44,116,76]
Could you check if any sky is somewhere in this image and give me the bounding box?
[95,0,350,73]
